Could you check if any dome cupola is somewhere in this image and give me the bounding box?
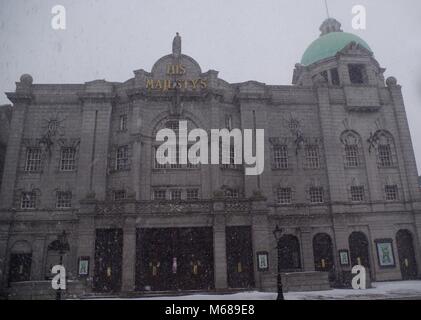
[301,18,372,66]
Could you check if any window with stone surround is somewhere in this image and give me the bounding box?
[225,189,239,199]
[60,147,76,171]
[277,187,292,205]
[170,189,182,200]
[25,147,41,172]
[385,185,398,201]
[56,191,72,209]
[114,190,126,201]
[378,144,393,167]
[348,64,367,84]
[350,186,365,202]
[305,145,320,169]
[21,192,36,209]
[116,145,129,171]
[186,189,199,200]
[273,145,288,169]
[153,189,167,201]
[225,115,233,130]
[309,187,324,204]
[345,145,360,168]
[119,114,128,132]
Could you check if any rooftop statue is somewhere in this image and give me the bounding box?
[172,32,181,57]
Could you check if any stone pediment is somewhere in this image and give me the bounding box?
[338,41,373,58]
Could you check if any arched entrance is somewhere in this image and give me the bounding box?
[313,233,335,280]
[349,232,371,269]
[8,241,32,283]
[278,234,301,271]
[396,229,418,280]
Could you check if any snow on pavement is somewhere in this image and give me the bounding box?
[121,281,421,300]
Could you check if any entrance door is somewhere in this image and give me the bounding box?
[349,232,371,269]
[278,234,301,271]
[136,227,214,291]
[396,230,418,280]
[313,233,335,282]
[313,234,334,271]
[226,226,254,289]
[9,253,32,283]
[93,229,123,293]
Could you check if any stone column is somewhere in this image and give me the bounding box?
[0,235,9,293]
[213,208,227,289]
[131,138,142,200]
[300,228,315,271]
[30,236,46,280]
[0,100,28,207]
[251,201,271,290]
[76,206,95,291]
[122,217,136,292]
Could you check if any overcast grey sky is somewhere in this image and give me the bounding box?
[1,0,420,172]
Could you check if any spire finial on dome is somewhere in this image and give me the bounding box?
[324,0,330,19]
[319,18,343,36]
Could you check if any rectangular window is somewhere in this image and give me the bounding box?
[378,144,392,167]
[306,145,320,169]
[350,186,365,202]
[25,148,41,172]
[385,185,398,201]
[330,68,340,85]
[309,187,324,204]
[170,189,182,200]
[225,115,233,130]
[153,189,166,201]
[345,145,359,167]
[321,70,329,82]
[114,190,126,201]
[186,189,199,200]
[225,189,239,198]
[119,114,128,132]
[60,147,76,171]
[277,187,292,205]
[56,191,72,208]
[274,146,288,169]
[116,146,129,170]
[348,64,366,84]
[21,192,36,209]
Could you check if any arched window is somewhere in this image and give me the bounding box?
[278,234,301,271]
[313,233,334,272]
[396,230,418,280]
[340,131,363,168]
[45,240,70,280]
[349,232,371,269]
[374,130,396,168]
[9,241,32,283]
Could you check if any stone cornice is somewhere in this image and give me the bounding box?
[6,92,33,104]
[78,92,117,104]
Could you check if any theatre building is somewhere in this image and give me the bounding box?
[1,18,421,298]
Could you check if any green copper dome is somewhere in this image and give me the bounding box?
[301,21,372,66]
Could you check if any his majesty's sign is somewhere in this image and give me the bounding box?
[146,63,207,91]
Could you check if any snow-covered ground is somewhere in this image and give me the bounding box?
[93,281,421,300]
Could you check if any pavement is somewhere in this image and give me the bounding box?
[87,280,421,300]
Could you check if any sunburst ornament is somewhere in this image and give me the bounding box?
[41,115,66,137]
